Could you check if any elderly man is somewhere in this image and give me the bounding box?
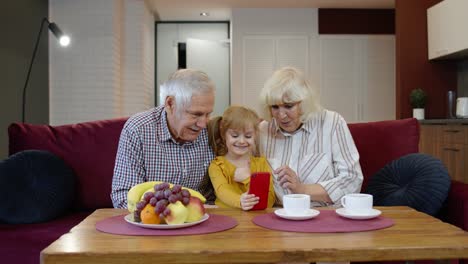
[111,69,216,208]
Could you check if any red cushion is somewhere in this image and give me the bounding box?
[8,118,128,210]
[348,118,420,191]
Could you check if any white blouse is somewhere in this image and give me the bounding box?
[259,109,363,207]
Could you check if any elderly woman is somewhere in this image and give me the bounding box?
[258,66,363,207]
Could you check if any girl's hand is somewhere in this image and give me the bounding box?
[234,167,250,183]
[276,165,304,193]
[240,192,259,211]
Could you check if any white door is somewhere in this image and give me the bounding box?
[319,35,395,123]
[241,35,309,116]
[320,36,361,123]
[187,38,230,117]
[361,37,395,121]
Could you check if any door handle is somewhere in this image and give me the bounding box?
[443,148,460,152]
[443,130,460,133]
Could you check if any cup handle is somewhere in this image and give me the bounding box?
[341,196,346,207]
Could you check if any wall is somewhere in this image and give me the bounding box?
[317,9,396,122]
[122,0,155,116]
[49,0,154,125]
[318,9,395,34]
[0,0,49,159]
[231,8,395,123]
[395,0,457,119]
[156,22,229,117]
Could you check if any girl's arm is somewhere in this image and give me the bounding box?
[208,161,243,208]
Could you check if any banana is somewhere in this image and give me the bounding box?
[127,181,159,212]
[181,187,206,203]
[127,181,207,213]
[140,187,155,201]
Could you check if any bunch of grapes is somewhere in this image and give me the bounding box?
[133,182,191,222]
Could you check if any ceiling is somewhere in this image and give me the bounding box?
[147,0,395,21]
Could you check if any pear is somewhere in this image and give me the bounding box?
[186,197,206,223]
[165,201,189,225]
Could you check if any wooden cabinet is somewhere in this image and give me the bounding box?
[419,124,468,183]
[427,0,468,60]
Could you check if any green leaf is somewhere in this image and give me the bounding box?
[409,88,427,108]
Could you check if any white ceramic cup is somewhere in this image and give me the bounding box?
[340,193,373,214]
[282,194,311,216]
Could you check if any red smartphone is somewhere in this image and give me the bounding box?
[248,172,271,210]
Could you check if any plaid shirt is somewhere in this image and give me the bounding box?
[111,105,215,208]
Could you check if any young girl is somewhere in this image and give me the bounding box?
[208,106,275,210]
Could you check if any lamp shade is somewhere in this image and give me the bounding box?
[48,22,70,46]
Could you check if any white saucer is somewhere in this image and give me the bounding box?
[274,208,320,220]
[335,208,381,220]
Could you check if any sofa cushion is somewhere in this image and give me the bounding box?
[0,150,75,224]
[8,117,128,210]
[365,153,451,216]
[442,180,468,231]
[348,118,419,191]
[0,211,90,264]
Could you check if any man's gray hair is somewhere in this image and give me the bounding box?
[160,69,216,116]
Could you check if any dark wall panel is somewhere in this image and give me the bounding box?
[0,0,49,159]
[318,9,395,34]
[395,0,457,119]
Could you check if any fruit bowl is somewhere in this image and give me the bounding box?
[124,213,209,229]
[128,182,207,225]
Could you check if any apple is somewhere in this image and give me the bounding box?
[185,197,206,223]
[165,201,189,225]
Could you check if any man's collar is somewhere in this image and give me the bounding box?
[160,111,173,142]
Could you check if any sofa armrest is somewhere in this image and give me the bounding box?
[442,180,468,231]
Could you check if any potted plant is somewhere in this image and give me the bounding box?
[410,88,427,120]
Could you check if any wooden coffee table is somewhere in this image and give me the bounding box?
[41,206,468,264]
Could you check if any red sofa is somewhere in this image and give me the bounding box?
[1,117,467,264]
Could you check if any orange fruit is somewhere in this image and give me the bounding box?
[140,204,161,224]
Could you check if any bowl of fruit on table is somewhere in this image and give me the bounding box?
[125,181,208,229]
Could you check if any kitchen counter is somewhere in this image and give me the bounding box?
[419,118,468,124]
[418,120,468,183]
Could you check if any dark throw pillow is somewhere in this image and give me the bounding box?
[0,150,76,224]
[365,153,450,216]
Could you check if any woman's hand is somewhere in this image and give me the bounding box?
[234,167,250,183]
[240,192,259,210]
[276,165,304,193]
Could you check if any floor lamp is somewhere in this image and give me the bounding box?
[22,17,70,123]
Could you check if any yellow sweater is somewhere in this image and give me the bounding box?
[209,156,276,209]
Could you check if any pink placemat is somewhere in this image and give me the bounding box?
[252,210,394,233]
[96,214,238,236]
